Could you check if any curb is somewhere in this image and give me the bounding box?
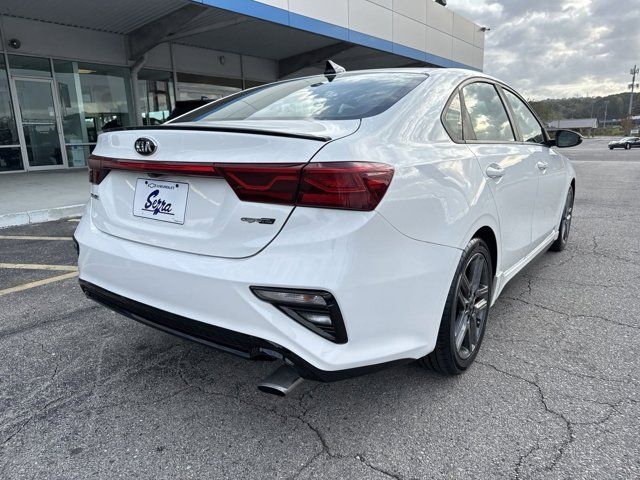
[0,204,85,229]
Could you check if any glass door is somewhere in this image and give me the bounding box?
[13,77,66,169]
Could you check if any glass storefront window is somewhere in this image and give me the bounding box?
[53,60,87,148]
[8,55,52,77]
[0,55,23,171]
[78,62,133,139]
[176,72,242,101]
[138,69,175,125]
[66,144,94,167]
[0,147,23,172]
[53,60,134,166]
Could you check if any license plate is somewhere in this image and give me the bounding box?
[133,178,189,224]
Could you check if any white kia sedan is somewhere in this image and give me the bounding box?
[75,67,579,395]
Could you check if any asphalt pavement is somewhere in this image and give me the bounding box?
[0,137,638,479]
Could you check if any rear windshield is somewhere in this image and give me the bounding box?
[173,72,427,122]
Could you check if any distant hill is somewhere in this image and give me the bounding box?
[529,92,640,124]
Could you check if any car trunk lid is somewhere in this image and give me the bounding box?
[89,120,359,258]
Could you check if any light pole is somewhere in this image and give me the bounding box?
[629,65,639,117]
[603,100,609,133]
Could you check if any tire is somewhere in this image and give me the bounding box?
[609,146,614,150]
[419,238,493,375]
[550,186,574,252]
[625,143,631,150]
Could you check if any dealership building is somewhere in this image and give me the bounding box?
[0,0,484,174]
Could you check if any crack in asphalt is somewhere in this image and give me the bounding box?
[478,359,635,478]
[503,296,640,331]
[0,304,101,340]
[176,359,407,480]
[483,341,637,386]
[0,344,185,447]
[514,441,539,480]
[477,361,576,475]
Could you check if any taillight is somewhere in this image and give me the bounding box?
[298,162,394,211]
[216,164,304,205]
[88,155,393,211]
[89,155,218,184]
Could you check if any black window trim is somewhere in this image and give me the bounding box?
[441,89,464,142]
[440,76,552,147]
[460,80,517,144]
[498,84,549,146]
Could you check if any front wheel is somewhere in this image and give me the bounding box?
[420,238,493,375]
[609,146,614,150]
[550,186,574,252]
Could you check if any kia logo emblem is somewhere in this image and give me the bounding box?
[134,137,157,156]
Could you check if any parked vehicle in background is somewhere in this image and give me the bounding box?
[75,66,580,395]
[608,137,640,150]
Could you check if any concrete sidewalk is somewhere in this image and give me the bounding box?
[0,170,89,228]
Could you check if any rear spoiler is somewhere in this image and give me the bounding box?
[103,125,332,142]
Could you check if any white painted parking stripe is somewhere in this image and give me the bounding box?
[0,263,78,272]
[68,219,81,223]
[0,272,79,297]
[0,235,74,241]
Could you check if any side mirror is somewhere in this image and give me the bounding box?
[551,129,583,148]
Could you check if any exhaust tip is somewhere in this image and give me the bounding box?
[257,385,288,397]
[258,364,304,397]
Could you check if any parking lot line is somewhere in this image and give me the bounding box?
[0,263,78,272]
[0,271,79,297]
[0,235,74,241]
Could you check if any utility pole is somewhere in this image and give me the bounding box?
[629,65,639,116]
[603,100,609,132]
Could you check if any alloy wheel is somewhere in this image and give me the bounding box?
[453,253,490,360]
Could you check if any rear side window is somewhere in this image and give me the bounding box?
[504,90,545,143]
[462,82,515,142]
[174,73,427,122]
[443,92,463,140]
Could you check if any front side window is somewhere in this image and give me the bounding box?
[175,73,427,123]
[462,82,514,142]
[504,90,545,143]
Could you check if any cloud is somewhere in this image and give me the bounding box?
[448,0,640,99]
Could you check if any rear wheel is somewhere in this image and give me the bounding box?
[420,238,493,375]
[550,186,574,252]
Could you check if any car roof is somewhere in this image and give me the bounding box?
[279,67,496,88]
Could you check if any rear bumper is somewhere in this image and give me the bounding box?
[80,279,409,382]
[75,202,461,375]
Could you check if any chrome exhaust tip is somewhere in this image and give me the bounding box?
[258,364,304,396]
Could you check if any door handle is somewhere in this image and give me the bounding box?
[485,164,505,179]
[537,161,549,171]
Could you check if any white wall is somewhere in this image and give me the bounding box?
[254,0,484,69]
[0,0,484,72]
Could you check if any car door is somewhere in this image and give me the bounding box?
[461,81,538,272]
[501,88,567,247]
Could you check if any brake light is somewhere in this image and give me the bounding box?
[216,164,304,205]
[89,155,218,184]
[88,156,393,211]
[298,162,394,211]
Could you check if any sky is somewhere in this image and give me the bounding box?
[448,0,640,100]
